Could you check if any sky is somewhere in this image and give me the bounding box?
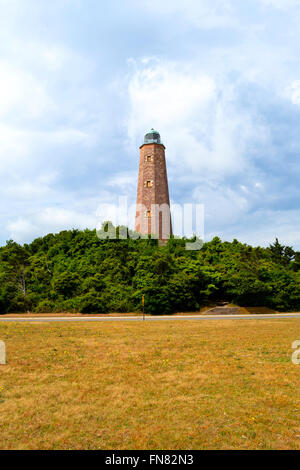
[0,0,300,248]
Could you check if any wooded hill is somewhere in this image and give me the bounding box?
[0,224,299,314]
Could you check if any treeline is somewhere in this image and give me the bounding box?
[0,225,300,314]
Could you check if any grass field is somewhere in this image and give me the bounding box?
[0,319,299,450]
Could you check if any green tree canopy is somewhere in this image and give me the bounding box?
[0,228,299,314]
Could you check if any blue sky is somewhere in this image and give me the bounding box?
[1,0,300,248]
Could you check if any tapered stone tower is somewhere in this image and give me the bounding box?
[135,129,172,240]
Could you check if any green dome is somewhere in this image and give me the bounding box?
[144,128,162,144]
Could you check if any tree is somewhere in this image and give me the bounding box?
[0,241,30,312]
[269,238,295,266]
[0,226,299,314]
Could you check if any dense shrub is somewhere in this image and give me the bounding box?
[0,227,299,314]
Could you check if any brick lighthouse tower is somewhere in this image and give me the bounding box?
[135,129,172,241]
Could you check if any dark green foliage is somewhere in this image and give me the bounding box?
[268,238,295,266]
[0,226,299,314]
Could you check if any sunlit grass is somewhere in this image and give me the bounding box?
[0,319,299,449]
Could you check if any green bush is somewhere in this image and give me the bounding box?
[0,226,299,314]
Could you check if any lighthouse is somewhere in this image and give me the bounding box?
[135,129,172,241]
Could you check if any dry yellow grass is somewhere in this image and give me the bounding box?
[0,319,299,450]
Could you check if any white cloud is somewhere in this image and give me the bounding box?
[125,56,300,248]
[128,61,216,128]
[7,218,37,242]
[2,173,58,200]
[260,0,300,9]
[221,209,300,248]
[0,61,53,119]
[0,123,94,180]
[193,183,249,229]
[139,0,236,29]
[127,59,265,176]
[7,208,98,243]
[286,80,300,105]
[0,0,299,250]
[0,38,98,179]
[107,172,137,192]
[0,32,106,245]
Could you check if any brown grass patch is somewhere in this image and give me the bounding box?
[243,307,278,314]
[0,319,299,449]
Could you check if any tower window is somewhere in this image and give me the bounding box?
[145,210,151,218]
[145,155,153,163]
[144,180,153,188]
